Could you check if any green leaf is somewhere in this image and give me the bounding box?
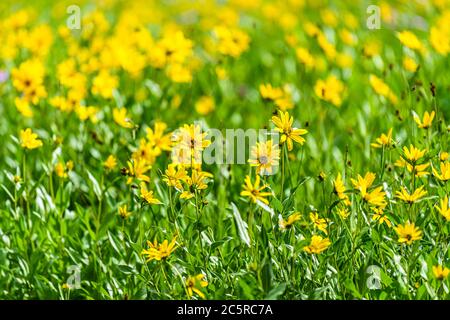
[256,200,274,217]
[261,257,273,294]
[87,170,102,200]
[271,197,283,213]
[230,202,250,247]
[265,283,286,300]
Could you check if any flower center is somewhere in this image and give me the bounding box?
[259,155,269,164]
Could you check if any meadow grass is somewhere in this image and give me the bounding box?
[0,0,450,300]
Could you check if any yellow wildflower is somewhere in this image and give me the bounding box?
[142,236,177,262]
[20,128,43,150]
[272,110,308,151]
[304,235,331,254]
[414,111,435,129]
[435,196,450,221]
[240,175,272,205]
[186,274,208,299]
[394,221,422,245]
[396,186,427,204]
[279,212,301,230]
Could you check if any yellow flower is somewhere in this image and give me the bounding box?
[339,29,357,46]
[440,152,449,162]
[104,155,117,170]
[195,96,215,115]
[259,84,294,110]
[279,212,301,230]
[397,31,426,54]
[274,94,294,111]
[369,74,398,105]
[316,33,336,59]
[166,63,192,83]
[13,175,22,184]
[163,164,188,190]
[66,160,74,171]
[11,59,47,104]
[435,196,450,221]
[142,236,177,262]
[240,175,272,205]
[395,156,429,177]
[215,66,227,80]
[146,121,172,155]
[414,111,435,129]
[372,207,391,227]
[396,186,427,204]
[75,105,99,123]
[403,56,418,72]
[304,21,321,37]
[140,183,162,205]
[125,159,151,184]
[272,111,308,151]
[213,25,250,58]
[314,75,345,107]
[295,47,315,69]
[248,140,280,175]
[62,283,71,290]
[336,207,350,219]
[55,161,69,179]
[320,9,338,27]
[91,70,118,99]
[309,212,328,235]
[181,169,211,199]
[259,84,284,100]
[430,26,450,55]
[351,172,376,197]
[433,161,450,181]
[186,274,208,299]
[20,128,43,150]
[394,221,422,245]
[118,205,131,219]
[351,172,386,207]
[432,265,450,280]
[371,128,393,148]
[365,187,387,207]
[303,235,331,254]
[363,40,381,58]
[333,173,350,204]
[180,190,195,200]
[113,108,134,129]
[15,98,33,118]
[150,30,193,68]
[171,124,211,166]
[402,145,426,163]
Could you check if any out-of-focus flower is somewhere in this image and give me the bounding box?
[369,74,398,105]
[314,75,345,107]
[113,108,134,129]
[195,96,215,115]
[20,128,43,150]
